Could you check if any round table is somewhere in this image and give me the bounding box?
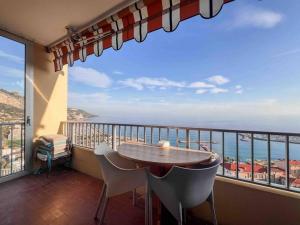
[117,143,214,225]
[117,143,213,166]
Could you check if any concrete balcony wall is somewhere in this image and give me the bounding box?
[72,146,300,225]
[31,43,68,138]
[192,177,300,225]
[72,147,102,179]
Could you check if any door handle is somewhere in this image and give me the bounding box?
[26,116,31,126]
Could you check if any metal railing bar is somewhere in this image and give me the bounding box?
[150,127,153,145]
[186,129,190,149]
[119,125,121,146]
[144,126,147,144]
[209,130,212,152]
[176,128,179,148]
[21,124,23,171]
[286,135,290,189]
[251,133,254,182]
[222,132,225,176]
[236,132,239,179]
[158,128,161,141]
[268,134,271,185]
[64,121,300,193]
[10,125,13,174]
[64,121,300,137]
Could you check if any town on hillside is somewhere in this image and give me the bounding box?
[0,89,95,176]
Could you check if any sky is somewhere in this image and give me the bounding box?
[1,0,300,131]
[0,36,24,94]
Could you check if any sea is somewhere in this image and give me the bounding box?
[87,117,300,162]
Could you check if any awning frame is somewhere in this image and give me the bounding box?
[50,0,234,71]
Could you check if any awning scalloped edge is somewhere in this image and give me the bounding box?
[50,0,233,71]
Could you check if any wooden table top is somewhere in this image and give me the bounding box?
[117,143,212,166]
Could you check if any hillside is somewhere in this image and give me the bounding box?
[0,89,24,122]
[0,89,95,122]
[67,108,96,121]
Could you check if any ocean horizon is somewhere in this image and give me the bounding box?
[86,117,300,161]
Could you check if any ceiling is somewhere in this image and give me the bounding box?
[0,0,135,46]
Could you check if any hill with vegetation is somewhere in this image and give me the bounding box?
[0,89,95,122]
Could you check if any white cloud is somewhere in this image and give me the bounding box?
[68,92,110,108]
[0,50,24,64]
[118,78,144,90]
[272,48,300,58]
[235,85,243,94]
[231,5,283,29]
[69,66,112,88]
[210,88,228,94]
[117,75,233,95]
[113,70,124,75]
[236,89,243,94]
[207,75,230,85]
[189,82,215,88]
[118,77,186,90]
[195,89,208,94]
[0,65,23,78]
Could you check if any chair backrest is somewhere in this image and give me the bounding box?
[192,153,221,168]
[94,143,116,184]
[164,162,220,209]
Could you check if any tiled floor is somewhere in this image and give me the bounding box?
[0,168,211,225]
[0,169,146,225]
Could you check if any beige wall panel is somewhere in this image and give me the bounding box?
[32,43,68,138]
[72,147,102,179]
[192,177,300,225]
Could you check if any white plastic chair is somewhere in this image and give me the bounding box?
[94,143,148,225]
[147,160,220,225]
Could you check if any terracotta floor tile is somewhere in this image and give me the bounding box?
[0,168,210,225]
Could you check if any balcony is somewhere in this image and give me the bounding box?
[62,121,300,192]
[1,0,300,225]
[62,121,300,225]
[1,121,300,225]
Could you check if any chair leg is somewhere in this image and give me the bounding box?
[182,208,187,225]
[208,192,218,225]
[148,187,153,225]
[178,203,183,225]
[133,189,137,206]
[94,184,106,220]
[145,185,149,225]
[98,196,109,225]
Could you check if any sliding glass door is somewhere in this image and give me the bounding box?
[0,34,32,179]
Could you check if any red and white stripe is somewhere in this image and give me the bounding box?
[78,36,88,62]
[107,15,124,50]
[62,39,75,66]
[199,0,224,18]
[90,25,104,57]
[162,0,181,32]
[50,0,230,71]
[130,1,148,42]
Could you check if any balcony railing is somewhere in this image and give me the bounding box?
[62,121,300,192]
[0,122,25,177]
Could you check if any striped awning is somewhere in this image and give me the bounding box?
[50,0,233,71]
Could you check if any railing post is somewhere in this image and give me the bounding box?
[112,125,117,151]
[186,129,190,149]
[0,126,2,176]
[286,135,290,189]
